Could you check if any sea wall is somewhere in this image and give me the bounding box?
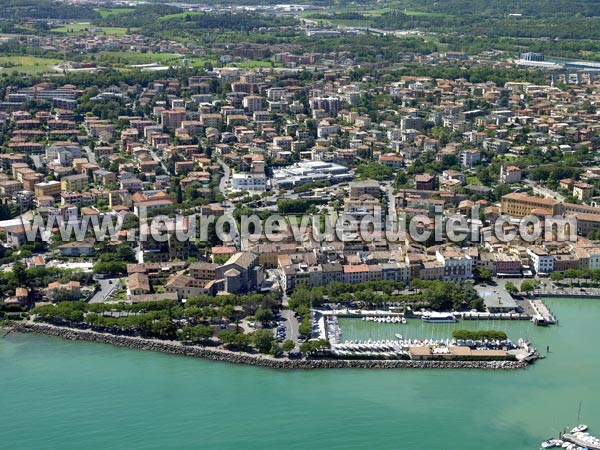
[12,322,528,370]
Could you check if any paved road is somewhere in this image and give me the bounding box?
[216,158,239,247]
[384,181,396,216]
[148,147,168,173]
[523,179,565,202]
[83,145,97,165]
[280,309,300,346]
[31,155,43,170]
[217,158,231,196]
[89,278,120,303]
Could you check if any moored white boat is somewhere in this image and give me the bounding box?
[421,312,457,323]
[571,424,588,433]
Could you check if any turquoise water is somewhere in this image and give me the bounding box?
[1,297,598,450]
[340,315,540,342]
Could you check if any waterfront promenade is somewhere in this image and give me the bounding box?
[535,281,600,298]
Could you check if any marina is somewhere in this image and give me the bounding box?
[1,297,599,449]
[314,310,540,362]
[541,428,600,450]
[325,337,537,361]
[314,296,560,353]
[542,402,597,449]
[362,316,407,323]
[314,297,557,325]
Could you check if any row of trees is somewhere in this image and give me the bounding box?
[289,279,484,312]
[505,280,539,295]
[410,280,484,311]
[31,298,293,355]
[452,329,508,341]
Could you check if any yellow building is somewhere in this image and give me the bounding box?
[34,180,62,198]
[500,193,560,217]
[61,174,88,192]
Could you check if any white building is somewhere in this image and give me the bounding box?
[436,248,473,282]
[588,248,600,271]
[317,122,339,138]
[271,160,354,189]
[231,172,268,192]
[500,165,522,184]
[527,247,554,274]
[459,149,481,168]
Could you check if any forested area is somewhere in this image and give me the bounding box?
[95,7,298,34]
[2,0,99,20]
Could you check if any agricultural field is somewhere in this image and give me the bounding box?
[0,56,62,75]
[235,60,277,69]
[95,8,135,18]
[52,23,131,36]
[156,11,205,21]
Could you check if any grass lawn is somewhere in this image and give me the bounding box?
[466,176,482,185]
[234,60,276,69]
[0,56,62,74]
[52,23,131,36]
[186,56,219,68]
[92,51,220,69]
[302,2,450,19]
[157,11,207,21]
[94,51,184,65]
[95,8,134,18]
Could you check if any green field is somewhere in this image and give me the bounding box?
[95,8,135,18]
[157,11,205,21]
[52,23,131,36]
[94,51,183,65]
[93,51,219,69]
[0,56,62,74]
[234,60,276,69]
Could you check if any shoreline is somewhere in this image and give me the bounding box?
[9,322,529,370]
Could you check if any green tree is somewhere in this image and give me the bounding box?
[178,324,213,343]
[252,329,275,354]
[474,268,492,283]
[255,307,274,326]
[12,261,28,286]
[300,339,331,353]
[520,280,538,294]
[282,339,295,352]
[219,330,250,349]
[505,282,518,295]
[550,272,564,282]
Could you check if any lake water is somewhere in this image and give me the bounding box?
[1,297,597,449]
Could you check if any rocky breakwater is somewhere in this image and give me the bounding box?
[13,322,528,370]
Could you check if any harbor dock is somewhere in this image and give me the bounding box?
[563,434,600,450]
[324,337,538,362]
[317,304,553,323]
[528,299,557,325]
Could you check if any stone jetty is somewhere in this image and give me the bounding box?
[12,322,529,370]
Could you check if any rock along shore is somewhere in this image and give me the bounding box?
[12,322,528,370]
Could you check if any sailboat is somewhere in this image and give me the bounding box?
[570,400,588,433]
